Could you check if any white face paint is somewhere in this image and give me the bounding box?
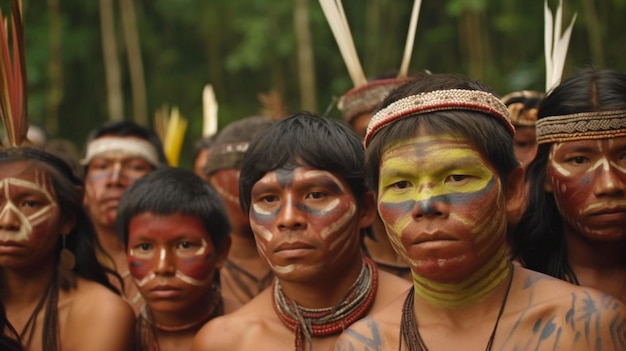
[0,173,57,242]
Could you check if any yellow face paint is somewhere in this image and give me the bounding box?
[377,133,510,308]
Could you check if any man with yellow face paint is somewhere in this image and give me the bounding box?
[333,73,626,351]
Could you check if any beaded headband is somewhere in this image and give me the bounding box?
[535,110,626,144]
[338,78,413,123]
[364,89,515,147]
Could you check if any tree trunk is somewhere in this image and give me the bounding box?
[119,0,148,126]
[46,0,62,135]
[294,0,317,112]
[99,0,123,121]
[581,0,604,68]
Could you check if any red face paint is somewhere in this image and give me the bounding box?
[249,167,362,277]
[0,160,64,268]
[127,212,223,311]
[546,138,626,241]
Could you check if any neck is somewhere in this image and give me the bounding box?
[146,295,220,333]
[413,246,511,309]
[565,228,626,271]
[96,225,123,256]
[1,265,56,308]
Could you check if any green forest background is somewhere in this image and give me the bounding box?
[13,0,626,168]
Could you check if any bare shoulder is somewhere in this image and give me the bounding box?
[372,270,412,312]
[334,290,408,351]
[501,267,626,350]
[192,291,275,351]
[62,278,135,351]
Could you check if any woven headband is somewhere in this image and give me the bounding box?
[364,89,514,147]
[536,110,626,144]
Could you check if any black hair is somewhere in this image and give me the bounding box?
[81,121,168,176]
[365,73,519,192]
[239,112,369,213]
[0,301,22,351]
[0,147,122,351]
[511,68,626,282]
[116,167,231,250]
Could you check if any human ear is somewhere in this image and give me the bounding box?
[357,191,377,229]
[214,236,232,270]
[504,166,527,224]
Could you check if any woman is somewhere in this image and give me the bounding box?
[511,68,626,304]
[0,147,135,351]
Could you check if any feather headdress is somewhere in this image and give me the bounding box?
[202,84,218,138]
[544,0,577,92]
[0,0,29,147]
[154,104,187,167]
[319,0,422,122]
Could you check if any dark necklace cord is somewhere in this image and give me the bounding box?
[399,262,515,351]
[223,259,274,302]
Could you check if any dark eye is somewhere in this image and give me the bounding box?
[21,200,41,208]
[261,195,279,203]
[391,181,410,189]
[447,175,469,182]
[138,243,152,251]
[307,191,326,199]
[178,241,193,249]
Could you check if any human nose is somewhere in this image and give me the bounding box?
[276,195,307,231]
[411,191,450,220]
[593,160,626,197]
[0,204,21,231]
[153,248,176,276]
[105,162,127,187]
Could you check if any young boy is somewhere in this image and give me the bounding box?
[116,167,234,351]
[333,73,626,350]
[192,113,410,351]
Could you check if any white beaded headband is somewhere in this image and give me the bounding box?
[535,110,626,144]
[364,89,515,147]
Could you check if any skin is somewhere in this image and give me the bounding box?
[333,129,626,351]
[513,126,538,168]
[127,212,230,351]
[83,136,156,312]
[191,164,410,351]
[0,160,134,351]
[209,168,273,305]
[545,137,626,303]
[377,133,511,307]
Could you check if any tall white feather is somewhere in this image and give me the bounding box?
[544,0,577,92]
[319,0,367,87]
[202,84,218,138]
[398,0,422,78]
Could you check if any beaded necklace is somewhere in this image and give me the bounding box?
[399,263,514,351]
[273,256,378,351]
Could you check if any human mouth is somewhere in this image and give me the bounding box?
[274,241,315,257]
[412,231,458,247]
[148,285,183,299]
[0,240,25,254]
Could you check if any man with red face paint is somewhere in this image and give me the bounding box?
[332,73,626,351]
[512,69,626,305]
[191,113,410,351]
[81,120,168,313]
[202,116,275,306]
[117,167,234,351]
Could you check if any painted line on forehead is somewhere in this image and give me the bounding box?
[300,170,346,192]
[212,181,239,205]
[275,168,294,188]
[321,202,356,239]
[5,176,56,205]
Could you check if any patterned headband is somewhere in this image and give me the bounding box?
[536,110,626,144]
[364,89,514,147]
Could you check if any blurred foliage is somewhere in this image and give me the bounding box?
[11,0,626,168]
